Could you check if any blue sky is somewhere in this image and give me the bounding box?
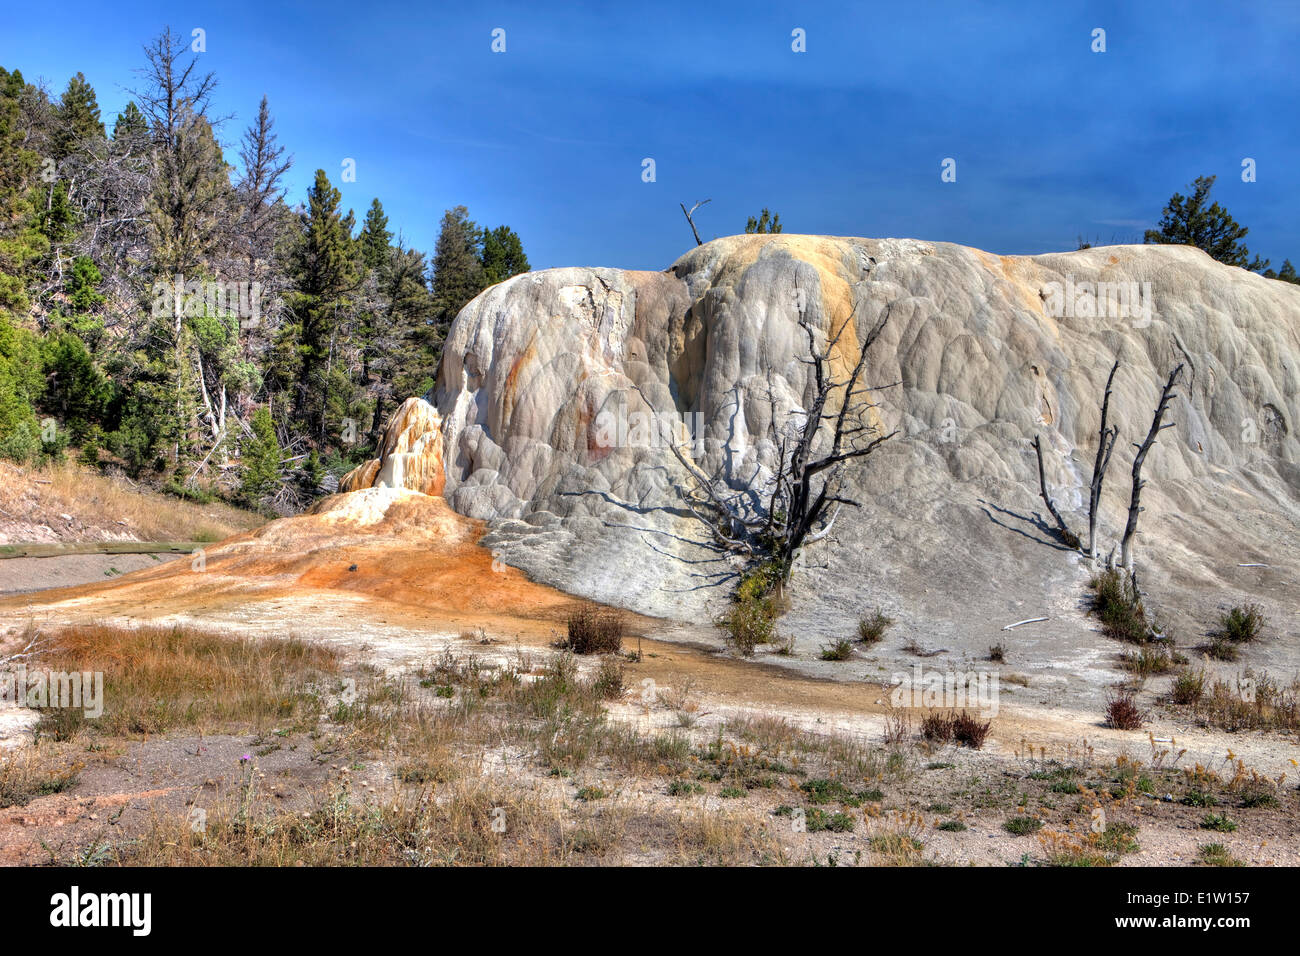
[3,0,1298,271]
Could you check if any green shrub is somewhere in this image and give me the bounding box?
[1003,816,1042,836]
[1200,813,1238,833]
[1197,843,1242,867]
[805,808,855,833]
[590,655,625,699]
[1208,638,1239,662]
[715,564,786,656]
[820,638,854,661]
[1181,789,1218,808]
[857,609,893,645]
[1170,668,1205,705]
[1088,569,1150,643]
[239,406,282,505]
[1217,605,1265,644]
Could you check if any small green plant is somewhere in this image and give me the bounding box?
[1088,569,1150,644]
[857,609,894,645]
[667,779,704,797]
[1095,822,1140,855]
[869,832,922,853]
[1170,668,1206,705]
[1197,843,1243,867]
[1181,789,1218,808]
[1199,812,1238,833]
[1208,637,1239,662]
[575,786,607,801]
[1238,785,1279,809]
[591,656,625,700]
[800,778,854,804]
[820,639,854,661]
[719,786,745,799]
[806,808,856,833]
[1217,604,1265,644]
[937,820,967,832]
[1003,816,1042,836]
[714,564,785,656]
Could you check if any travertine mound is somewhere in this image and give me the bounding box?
[429,235,1300,663]
[340,397,445,497]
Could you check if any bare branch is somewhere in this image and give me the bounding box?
[679,199,711,246]
[1120,364,1184,573]
[1032,434,1081,550]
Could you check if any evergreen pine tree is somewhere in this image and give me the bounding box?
[53,72,104,159]
[111,101,148,145]
[360,199,392,274]
[431,205,484,322]
[290,169,358,441]
[239,406,281,506]
[480,225,529,284]
[1144,175,1268,272]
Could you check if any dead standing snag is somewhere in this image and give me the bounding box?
[1121,364,1184,573]
[1087,359,1121,560]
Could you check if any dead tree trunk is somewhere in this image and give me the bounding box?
[679,199,710,246]
[1087,359,1121,559]
[1031,435,1080,549]
[1120,364,1183,573]
[645,299,897,581]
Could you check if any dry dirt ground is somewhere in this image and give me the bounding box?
[0,487,1296,866]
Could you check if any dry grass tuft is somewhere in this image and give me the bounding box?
[26,623,339,739]
[0,744,83,808]
[564,604,626,655]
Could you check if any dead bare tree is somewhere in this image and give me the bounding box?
[1087,359,1121,559]
[679,199,710,246]
[1031,434,1080,549]
[1120,364,1183,573]
[0,629,48,667]
[648,299,897,582]
[129,26,223,151]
